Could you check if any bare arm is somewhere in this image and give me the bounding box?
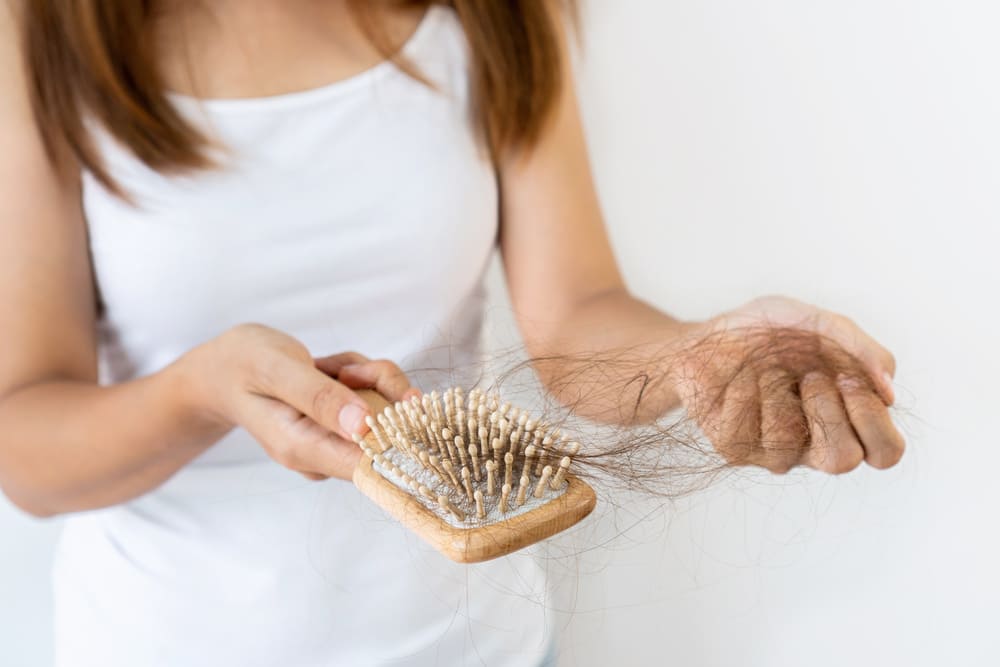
[498,9,905,473]
[0,6,414,516]
[0,5,234,515]
[496,15,693,423]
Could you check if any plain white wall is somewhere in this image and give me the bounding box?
[541,1,999,665]
[2,0,998,665]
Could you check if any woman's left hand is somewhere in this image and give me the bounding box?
[672,296,905,474]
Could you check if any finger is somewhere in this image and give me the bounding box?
[757,368,808,473]
[672,352,731,430]
[336,359,418,403]
[314,351,370,377]
[254,352,371,440]
[800,372,865,474]
[301,472,329,482]
[240,394,362,480]
[818,315,896,405]
[837,375,906,469]
[715,367,760,466]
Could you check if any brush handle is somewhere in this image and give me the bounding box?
[353,453,596,563]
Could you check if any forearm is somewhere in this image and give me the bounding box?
[0,364,227,517]
[528,288,696,424]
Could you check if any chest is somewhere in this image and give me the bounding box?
[83,40,497,365]
[153,2,426,100]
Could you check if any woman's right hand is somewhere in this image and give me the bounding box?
[175,324,419,481]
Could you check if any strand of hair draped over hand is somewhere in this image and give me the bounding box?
[413,327,889,498]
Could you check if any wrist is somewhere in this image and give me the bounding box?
[160,348,234,442]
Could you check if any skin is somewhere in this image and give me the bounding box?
[0,1,904,518]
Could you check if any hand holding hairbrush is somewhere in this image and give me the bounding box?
[350,387,596,563]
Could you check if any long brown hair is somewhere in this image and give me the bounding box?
[17,0,572,196]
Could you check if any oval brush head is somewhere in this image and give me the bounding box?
[352,387,597,563]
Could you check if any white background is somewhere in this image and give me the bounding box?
[2,0,998,665]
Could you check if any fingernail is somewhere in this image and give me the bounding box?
[339,403,368,435]
[403,388,423,401]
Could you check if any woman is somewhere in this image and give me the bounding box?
[0,1,904,665]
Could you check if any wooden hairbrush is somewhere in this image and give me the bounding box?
[351,387,596,563]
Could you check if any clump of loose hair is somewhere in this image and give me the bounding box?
[420,327,890,499]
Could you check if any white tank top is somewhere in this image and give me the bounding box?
[53,8,553,666]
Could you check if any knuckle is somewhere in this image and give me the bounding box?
[249,351,285,391]
[224,327,310,389]
[311,382,347,423]
[227,323,286,352]
[372,359,405,379]
[372,360,411,394]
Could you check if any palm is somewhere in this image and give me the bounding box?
[670,296,904,474]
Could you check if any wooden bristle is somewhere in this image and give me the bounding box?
[500,483,512,513]
[441,458,460,491]
[486,460,497,496]
[438,495,464,522]
[474,490,485,519]
[488,412,499,452]
[469,445,481,481]
[477,427,489,458]
[524,445,537,475]
[360,385,585,528]
[516,474,530,507]
[462,466,474,501]
[551,456,572,489]
[534,465,554,498]
[492,437,504,464]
